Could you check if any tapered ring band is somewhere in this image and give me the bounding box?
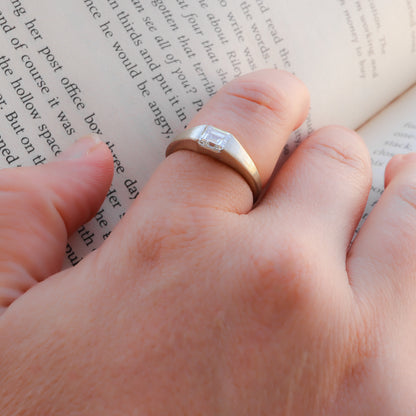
[166,125,262,202]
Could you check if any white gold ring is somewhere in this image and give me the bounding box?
[166,125,262,201]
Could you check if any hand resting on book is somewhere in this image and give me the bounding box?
[1,69,415,415]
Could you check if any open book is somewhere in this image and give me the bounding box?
[0,0,415,266]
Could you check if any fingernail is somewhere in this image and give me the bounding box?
[58,135,103,160]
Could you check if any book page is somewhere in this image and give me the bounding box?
[0,0,415,264]
[357,84,416,228]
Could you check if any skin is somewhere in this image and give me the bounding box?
[0,69,415,415]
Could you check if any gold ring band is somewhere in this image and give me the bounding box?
[166,125,262,202]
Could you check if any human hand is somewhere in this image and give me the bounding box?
[1,70,415,415]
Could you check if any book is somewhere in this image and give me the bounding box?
[0,0,415,266]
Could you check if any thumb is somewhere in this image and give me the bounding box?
[0,135,113,312]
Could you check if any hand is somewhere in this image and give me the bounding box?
[1,70,415,415]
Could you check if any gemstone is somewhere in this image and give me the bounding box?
[198,126,231,153]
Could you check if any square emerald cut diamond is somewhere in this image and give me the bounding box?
[198,126,231,153]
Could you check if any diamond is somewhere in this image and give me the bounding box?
[198,126,231,153]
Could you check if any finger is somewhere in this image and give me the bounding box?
[348,153,416,300]
[0,136,113,311]
[257,126,371,261]
[139,70,309,214]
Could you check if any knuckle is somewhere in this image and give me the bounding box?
[306,126,371,177]
[240,234,321,315]
[222,77,295,127]
[395,179,416,213]
[0,168,53,212]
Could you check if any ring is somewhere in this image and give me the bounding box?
[166,125,262,201]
